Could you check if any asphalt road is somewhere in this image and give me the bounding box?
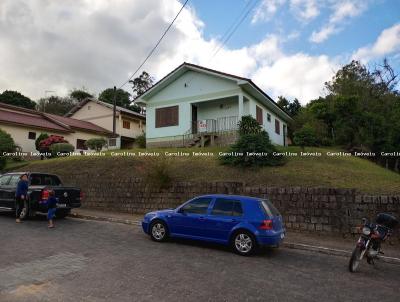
[1,212,399,302]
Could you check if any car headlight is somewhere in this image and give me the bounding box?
[362,227,371,235]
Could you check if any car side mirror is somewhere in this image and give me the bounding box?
[177,208,185,214]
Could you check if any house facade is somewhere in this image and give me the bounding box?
[137,63,292,148]
[66,99,146,149]
[0,103,112,153]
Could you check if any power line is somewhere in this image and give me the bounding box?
[119,0,189,89]
[211,0,260,60]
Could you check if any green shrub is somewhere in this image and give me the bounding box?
[136,133,146,148]
[49,143,75,157]
[85,138,107,151]
[145,157,172,189]
[0,129,16,171]
[35,133,49,151]
[221,131,284,167]
[293,124,318,149]
[238,115,263,135]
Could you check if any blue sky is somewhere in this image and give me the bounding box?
[192,0,399,62]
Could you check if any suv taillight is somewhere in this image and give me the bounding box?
[259,219,273,230]
[79,191,84,200]
[41,189,49,201]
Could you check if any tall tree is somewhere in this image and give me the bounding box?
[99,88,131,108]
[0,90,36,109]
[37,96,77,116]
[277,96,301,117]
[129,71,154,98]
[69,89,93,102]
[99,88,142,113]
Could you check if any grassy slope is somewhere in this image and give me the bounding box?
[14,146,400,194]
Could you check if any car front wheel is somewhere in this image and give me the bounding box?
[232,231,256,256]
[150,221,168,242]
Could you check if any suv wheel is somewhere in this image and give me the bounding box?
[56,209,71,219]
[232,231,256,256]
[150,221,168,242]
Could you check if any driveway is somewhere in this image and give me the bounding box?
[1,213,399,302]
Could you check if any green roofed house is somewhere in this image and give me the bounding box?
[137,63,292,148]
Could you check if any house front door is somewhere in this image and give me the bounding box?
[191,105,198,134]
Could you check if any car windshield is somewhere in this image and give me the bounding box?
[29,174,62,186]
[260,199,281,217]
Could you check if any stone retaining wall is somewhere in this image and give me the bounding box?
[62,174,400,236]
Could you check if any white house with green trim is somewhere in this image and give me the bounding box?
[137,63,292,148]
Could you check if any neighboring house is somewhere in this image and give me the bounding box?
[66,98,145,149]
[0,102,112,153]
[137,63,292,147]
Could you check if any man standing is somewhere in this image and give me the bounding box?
[15,174,29,223]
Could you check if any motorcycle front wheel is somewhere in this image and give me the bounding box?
[349,246,362,272]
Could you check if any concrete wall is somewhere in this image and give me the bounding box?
[59,174,400,237]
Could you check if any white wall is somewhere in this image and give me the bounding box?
[0,124,109,153]
[244,92,287,145]
[70,101,144,139]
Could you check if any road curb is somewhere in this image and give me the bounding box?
[69,212,400,265]
[283,242,400,265]
[68,212,141,226]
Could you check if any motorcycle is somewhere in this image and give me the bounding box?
[348,213,398,273]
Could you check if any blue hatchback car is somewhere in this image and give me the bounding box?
[142,194,285,255]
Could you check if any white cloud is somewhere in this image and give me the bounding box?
[253,53,338,103]
[251,0,286,23]
[289,0,320,21]
[352,24,400,63]
[0,0,337,104]
[310,0,367,43]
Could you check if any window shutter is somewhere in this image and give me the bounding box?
[275,119,280,134]
[256,106,263,125]
[155,106,179,128]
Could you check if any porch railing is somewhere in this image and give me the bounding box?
[190,116,239,134]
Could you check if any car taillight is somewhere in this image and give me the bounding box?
[259,219,273,230]
[41,189,49,201]
[79,191,84,200]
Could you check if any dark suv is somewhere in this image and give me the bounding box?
[0,172,82,219]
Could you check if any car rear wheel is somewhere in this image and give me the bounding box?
[150,221,168,242]
[232,231,256,256]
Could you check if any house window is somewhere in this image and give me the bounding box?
[123,120,130,129]
[76,139,87,150]
[108,138,117,147]
[267,113,271,122]
[275,119,280,135]
[155,105,179,128]
[87,105,91,110]
[28,132,36,140]
[256,106,263,125]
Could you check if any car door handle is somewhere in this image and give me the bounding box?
[198,217,205,221]
[231,219,237,222]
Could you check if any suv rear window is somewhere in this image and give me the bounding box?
[260,199,280,217]
[29,174,61,186]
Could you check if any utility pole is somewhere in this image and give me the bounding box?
[112,86,116,136]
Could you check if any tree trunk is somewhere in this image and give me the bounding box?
[395,158,399,173]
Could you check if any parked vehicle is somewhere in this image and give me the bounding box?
[0,172,82,220]
[142,194,285,255]
[349,213,398,272]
